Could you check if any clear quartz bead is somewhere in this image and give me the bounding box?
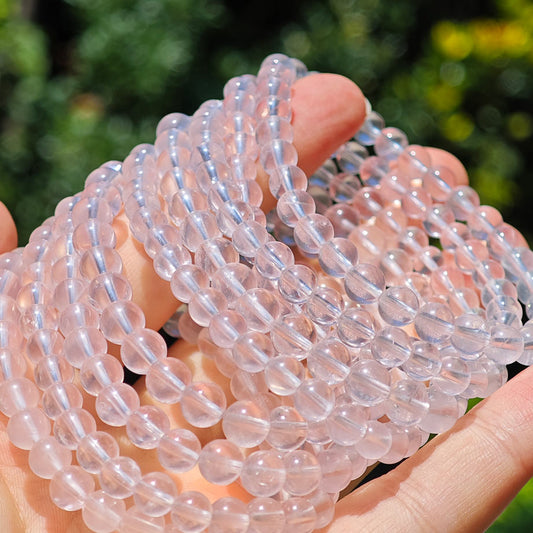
[82,490,126,533]
[265,355,305,396]
[180,382,227,428]
[247,497,285,533]
[198,439,244,485]
[100,300,146,345]
[77,431,120,474]
[284,450,321,496]
[346,360,391,407]
[170,491,212,533]
[120,328,167,374]
[317,448,352,493]
[345,263,385,304]
[29,436,72,479]
[158,428,201,473]
[371,326,413,368]
[240,450,286,497]
[267,405,307,451]
[133,472,178,517]
[99,456,141,499]
[282,497,317,533]
[50,465,95,511]
[126,405,170,449]
[293,379,335,422]
[210,497,250,533]
[145,358,192,403]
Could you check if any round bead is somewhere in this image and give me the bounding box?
[293,379,335,422]
[403,341,442,381]
[7,407,51,450]
[145,358,192,404]
[80,354,124,396]
[210,497,250,533]
[284,450,321,496]
[96,383,140,426]
[354,419,392,460]
[414,303,455,345]
[99,456,141,499]
[264,356,305,396]
[101,301,146,345]
[50,465,95,511]
[317,448,352,493]
[346,360,391,407]
[29,436,72,479]
[282,497,317,533]
[198,439,244,485]
[180,382,227,428]
[345,263,385,304]
[133,472,177,517]
[77,431,120,474]
[337,308,376,348]
[326,403,367,446]
[371,326,413,368]
[82,490,126,533]
[126,405,170,449]
[307,338,350,384]
[232,331,274,373]
[247,497,285,533]
[267,405,307,451]
[171,491,212,533]
[222,400,270,447]
[158,428,201,473]
[378,286,419,326]
[386,379,430,426]
[279,264,317,304]
[240,450,286,497]
[120,328,167,374]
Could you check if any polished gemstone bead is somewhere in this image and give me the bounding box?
[80,354,124,396]
[96,383,140,426]
[247,497,285,533]
[293,379,335,422]
[346,359,391,407]
[378,286,419,326]
[171,491,212,533]
[271,313,316,358]
[82,490,126,533]
[402,340,442,381]
[277,190,315,227]
[50,465,95,511]
[77,431,120,474]
[222,399,270,447]
[266,405,307,451]
[264,356,305,396]
[337,308,376,348]
[279,264,317,304]
[198,439,243,485]
[54,408,97,449]
[99,456,141,499]
[42,382,83,420]
[307,338,350,384]
[386,379,429,426]
[283,450,321,496]
[29,436,72,479]
[414,302,455,344]
[326,403,367,446]
[431,355,470,395]
[180,382,227,428]
[318,237,358,277]
[134,471,177,517]
[371,326,412,368]
[345,263,385,304]
[282,497,317,533]
[7,407,51,450]
[240,450,286,497]
[210,497,250,533]
[101,300,146,345]
[127,405,170,449]
[232,331,274,372]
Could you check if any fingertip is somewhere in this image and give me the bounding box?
[427,147,469,186]
[0,201,17,252]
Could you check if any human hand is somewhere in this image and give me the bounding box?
[0,72,531,533]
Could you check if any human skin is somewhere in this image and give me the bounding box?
[0,73,532,532]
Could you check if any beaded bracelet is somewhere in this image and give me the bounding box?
[0,53,531,533]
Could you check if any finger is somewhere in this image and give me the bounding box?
[118,73,366,331]
[326,366,533,532]
[0,201,18,253]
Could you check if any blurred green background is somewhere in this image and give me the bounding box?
[1,0,533,529]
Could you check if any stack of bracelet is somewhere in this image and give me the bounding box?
[1,53,532,533]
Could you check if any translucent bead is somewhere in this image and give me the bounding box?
[423,205,455,238]
[41,381,81,420]
[283,450,321,496]
[96,383,140,427]
[198,439,243,485]
[255,241,295,280]
[256,115,293,144]
[326,403,367,446]
[519,321,533,366]
[355,110,385,145]
[386,379,429,426]
[99,456,141,499]
[221,400,269,448]
[378,286,419,326]
[402,340,442,381]
[345,263,385,304]
[19,304,58,337]
[157,428,201,473]
[170,264,209,303]
[293,214,334,255]
[210,497,249,533]
[54,408,97,449]
[359,155,389,187]
[335,141,368,173]
[265,356,305,396]
[484,324,524,364]
[52,255,80,284]
[119,506,164,533]
[337,308,376,348]
[59,302,99,336]
[431,355,470,395]
[329,172,361,203]
[354,419,392,460]
[127,405,170,449]
[374,127,408,160]
[120,328,167,374]
[212,263,257,304]
[371,326,413,367]
[180,382,227,428]
[77,431,120,474]
[235,288,280,333]
[73,220,116,252]
[82,490,126,533]
[171,491,212,533]
[240,450,286,497]
[50,465,95,511]
[467,205,503,240]
[145,358,192,403]
[208,311,247,349]
[268,165,307,198]
[0,377,40,416]
[156,112,190,136]
[277,190,315,227]
[232,221,270,257]
[154,244,192,281]
[195,237,239,277]
[317,448,352,493]
[294,379,335,422]
[80,354,124,396]
[307,338,350,384]
[486,295,522,327]
[232,331,274,372]
[415,302,455,344]
[101,300,146,345]
[318,238,358,277]
[447,186,480,221]
[282,497,317,533]
[133,472,178,518]
[247,497,285,533]
[16,281,52,310]
[181,210,220,252]
[397,144,431,177]
[0,269,21,299]
[418,387,459,433]
[305,286,343,326]
[189,288,227,327]
[87,273,130,312]
[424,165,455,201]
[480,278,517,307]
[0,347,26,381]
[267,405,307,451]
[29,436,72,479]
[271,313,316,358]
[346,360,391,407]
[279,264,317,304]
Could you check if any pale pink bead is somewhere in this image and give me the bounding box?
[255,241,294,280]
[160,168,196,201]
[120,328,167,374]
[401,187,433,220]
[77,431,120,473]
[222,399,270,448]
[380,423,411,464]
[99,456,141,498]
[26,328,63,362]
[247,497,285,533]
[101,300,146,344]
[34,356,74,390]
[126,405,170,449]
[7,407,51,449]
[266,406,307,451]
[96,383,140,426]
[54,408,97,449]
[16,281,52,310]
[80,354,124,396]
[354,419,392,460]
[0,269,21,299]
[29,436,72,479]
[375,205,408,237]
[0,251,23,272]
[153,244,191,281]
[0,377,40,416]
[19,304,59,337]
[418,386,459,433]
[307,338,350,384]
[188,288,227,327]
[170,264,209,304]
[180,382,227,428]
[181,210,221,252]
[230,369,269,400]
[157,428,201,473]
[211,263,257,305]
[177,309,203,344]
[232,221,270,257]
[294,214,334,255]
[326,403,367,446]
[282,497,317,533]
[209,310,247,349]
[271,313,316,359]
[21,260,53,286]
[240,450,286,497]
[293,379,335,422]
[198,439,244,485]
[50,465,95,511]
[42,382,83,419]
[72,219,116,252]
[169,188,208,221]
[0,320,24,353]
[232,331,275,373]
[210,497,250,533]
[170,491,212,532]
[88,273,132,311]
[235,288,280,333]
[134,472,178,517]
[317,448,352,493]
[118,506,165,533]
[71,196,113,225]
[279,264,317,304]
[22,238,48,264]
[284,450,321,496]
[62,326,107,368]
[52,255,80,284]
[80,246,123,279]
[145,358,192,403]
[277,190,315,228]
[144,224,181,259]
[349,225,386,264]
[0,294,19,323]
[352,187,385,220]
[59,302,99,336]
[82,490,126,533]
[0,347,27,379]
